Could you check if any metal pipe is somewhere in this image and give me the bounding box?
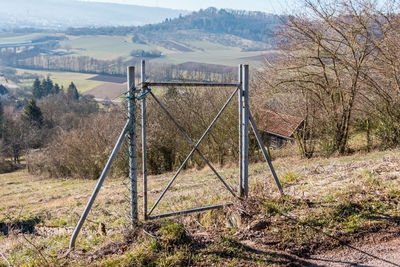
[141,60,148,220]
[148,203,233,219]
[142,82,240,87]
[249,112,284,195]
[128,66,138,223]
[148,88,238,215]
[238,64,243,197]
[69,119,130,249]
[242,65,249,197]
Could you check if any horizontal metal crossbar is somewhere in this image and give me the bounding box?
[148,203,233,220]
[142,81,240,87]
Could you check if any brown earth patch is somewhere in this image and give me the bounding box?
[83,82,126,100]
[88,75,126,84]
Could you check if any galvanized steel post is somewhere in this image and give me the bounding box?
[241,65,249,197]
[141,60,148,220]
[127,66,138,223]
[238,64,243,197]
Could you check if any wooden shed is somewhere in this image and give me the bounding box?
[256,109,304,149]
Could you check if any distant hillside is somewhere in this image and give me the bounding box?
[66,7,285,49]
[0,0,187,29]
[135,8,285,43]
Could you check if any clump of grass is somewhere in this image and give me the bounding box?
[358,169,380,187]
[103,223,192,266]
[158,222,189,246]
[280,170,300,185]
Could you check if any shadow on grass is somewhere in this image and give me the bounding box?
[279,211,400,267]
[0,217,41,236]
[362,212,400,223]
[202,237,323,266]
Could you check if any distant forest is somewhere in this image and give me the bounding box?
[66,7,285,42]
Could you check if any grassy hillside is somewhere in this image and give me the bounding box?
[1,148,400,265]
[59,35,147,61]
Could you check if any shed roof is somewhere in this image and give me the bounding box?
[256,109,304,139]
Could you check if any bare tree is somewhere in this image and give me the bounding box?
[260,0,380,155]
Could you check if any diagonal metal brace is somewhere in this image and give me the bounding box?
[249,111,284,195]
[148,88,238,215]
[69,119,131,249]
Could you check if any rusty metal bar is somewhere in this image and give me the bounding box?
[69,119,130,249]
[148,203,233,220]
[249,111,284,195]
[141,60,148,220]
[143,81,240,87]
[148,88,238,216]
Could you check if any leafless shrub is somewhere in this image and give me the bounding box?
[27,110,127,179]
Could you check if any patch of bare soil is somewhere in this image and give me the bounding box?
[88,75,126,84]
[83,82,126,100]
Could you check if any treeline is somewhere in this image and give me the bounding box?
[66,8,284,43]
[6,52,126,75]
[258,0,400,158]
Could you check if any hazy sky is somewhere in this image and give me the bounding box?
[82,0,299,13]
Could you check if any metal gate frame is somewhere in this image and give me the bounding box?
[69,60,283,249]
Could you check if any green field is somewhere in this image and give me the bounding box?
[15,68,103,93]
[0,33,47,43]
[60,35,155,60]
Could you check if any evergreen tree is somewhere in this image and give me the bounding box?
[41,79,47,97]
[23,99,43,128]
[43,76,53,96]
[0,84,8,96]
[52,83,60,95]
[67,82,79,101]
[32,78,42,99]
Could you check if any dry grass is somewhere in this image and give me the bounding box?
[1,149,400,265]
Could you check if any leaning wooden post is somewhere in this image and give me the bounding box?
[141,60,148,220]
[127,66,138,223]
[238,64,243,197]
[242,64,249,197]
